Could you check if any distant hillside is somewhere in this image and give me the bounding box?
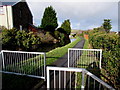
[71,29,83,33]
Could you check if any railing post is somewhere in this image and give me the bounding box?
[81,69,85,90]
[47,67,50,88]
[68,49,70,67]
[1,51,5,70]
[99,50,102,69]
[44,53,46,81]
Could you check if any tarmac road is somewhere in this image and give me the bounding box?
[51,38,85,67]
[35,38,85,89]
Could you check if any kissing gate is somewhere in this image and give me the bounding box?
[0,49,115,89]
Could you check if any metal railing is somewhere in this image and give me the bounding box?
[47,66,115,90]
[68,48,102,69]
[0,50,46,79]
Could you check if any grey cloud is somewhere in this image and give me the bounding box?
[27,1,118,31]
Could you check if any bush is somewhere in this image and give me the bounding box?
[2,28,41,51]
[89,30,120,89]
[2,28,18,50]
[16,31,41,51]
[54,29,70,46]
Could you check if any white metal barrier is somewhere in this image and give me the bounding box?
[0,50,46,79]
[68,49,102,69]
[47,66,115,90]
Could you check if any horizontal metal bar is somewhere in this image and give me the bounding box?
[1,50,45,55]
[84,69,115,89]
[47,66,115,90]
[47,66,83,72]
[1,71,45,79]
[68,48,102,51]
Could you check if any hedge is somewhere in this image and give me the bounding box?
[89,31,120,89]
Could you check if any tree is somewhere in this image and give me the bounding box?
[61,19,71,35]
[41,6,58,32]
[102,19,112,33]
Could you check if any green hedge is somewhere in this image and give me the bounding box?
[89,31,120,89]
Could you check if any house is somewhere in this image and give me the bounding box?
[0,0,33,30]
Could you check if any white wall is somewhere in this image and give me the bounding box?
[0,6,13,29]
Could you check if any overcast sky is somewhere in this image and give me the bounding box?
[25,0,119,31]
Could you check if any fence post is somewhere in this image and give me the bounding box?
[68,49,70,67]
[1,51,5,70]
[99,50,102,69]
[47,67,50,88]
[81,69,85,90]
[44,53,46,81]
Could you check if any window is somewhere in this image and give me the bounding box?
[0,6,4,14]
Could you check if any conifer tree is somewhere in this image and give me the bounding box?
[102,19,112,33]
[61,19,71,35]
[41,6,58,31]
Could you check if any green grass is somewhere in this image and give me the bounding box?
[83,39,89,49]
[76,39,89,88]
[3,37,81,89]
[46,37,81,65]
[76,39,100,88]
[6,37,81,73]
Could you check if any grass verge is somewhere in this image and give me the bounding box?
[83,39,89,49]
[2,37,81,90]
[76,39,89,88]
[76,39,101,88]
[46,37,81,65]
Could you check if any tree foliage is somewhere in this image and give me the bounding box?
[41,6,58,32]
[2,28,41,51]
[89,30,120,89]
[61,19,71,35]
[93,26,104,33]
[55,28,70,46]
[16,31,41,50]
[102,19,112,33]
[2,28,18,50]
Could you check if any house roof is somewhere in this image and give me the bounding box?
[0,0,25,6]
[1,2,16,6]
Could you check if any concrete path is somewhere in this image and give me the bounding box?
[51,38,85,67]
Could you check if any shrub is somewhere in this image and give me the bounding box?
[2,28,18,50]
[16,31,41,51]
[2,28,41,51]
[89,30,120,89]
